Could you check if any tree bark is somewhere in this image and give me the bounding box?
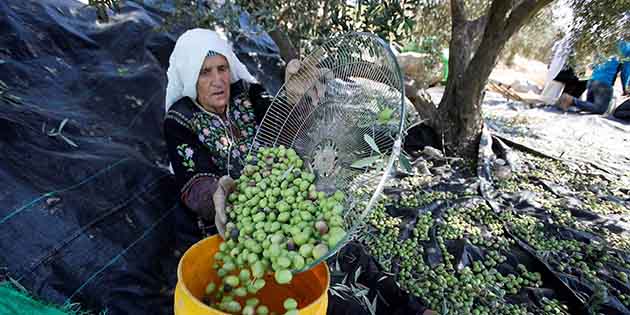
[269,29,299,63]
[425,0,553,158]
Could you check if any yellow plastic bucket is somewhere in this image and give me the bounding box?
[174,235,330,315]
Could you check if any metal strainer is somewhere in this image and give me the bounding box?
[249,32,407,271]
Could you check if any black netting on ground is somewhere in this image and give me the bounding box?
[0,1,286,314]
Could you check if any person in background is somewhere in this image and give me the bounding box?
[557,44,624,114]
[543,31,587,101]
[614,40,630,119]
[619,40,629,96]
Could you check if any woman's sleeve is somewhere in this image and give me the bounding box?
[249,83,274,124]
[164,118,219,219]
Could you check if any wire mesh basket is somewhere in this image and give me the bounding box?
[248,32,407,271]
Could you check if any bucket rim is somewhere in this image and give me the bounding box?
[176,235,332,312]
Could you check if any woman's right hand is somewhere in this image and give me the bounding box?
[212,175,235,238]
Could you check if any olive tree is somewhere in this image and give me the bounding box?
[105,0,626,158]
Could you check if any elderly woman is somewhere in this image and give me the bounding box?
[164,29,435,315]
[164,29,272,246]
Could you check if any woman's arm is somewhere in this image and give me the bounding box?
[164,118,219,219]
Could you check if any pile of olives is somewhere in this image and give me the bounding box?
[361,149,630,313]
[361,193,572,315]
[203,146,348,314]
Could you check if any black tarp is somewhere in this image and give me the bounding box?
[475,129,630,314]
[0,1,285,314]
[359,124,630,314]
[614,98,630,120]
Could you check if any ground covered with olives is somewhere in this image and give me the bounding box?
[355,148,630,315]
[201,146,348,314]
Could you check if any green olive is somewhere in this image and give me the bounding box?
[205,282,216,295]
[275,270,293,284]
[243,305,255,315]
[256,305,269,315]
[234,287,248,297]
[283,298,298,310]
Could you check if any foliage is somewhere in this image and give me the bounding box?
[403,0,628,68]
[96,0,626,157]
[569,0,630,58]
[405,0,488,51]
[501,5,561,65]
[123,0,627,66]
[402,1,560,65]
[154,0,422,56]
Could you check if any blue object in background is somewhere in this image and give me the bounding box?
[618,41,630,91]
[590,56,620,87]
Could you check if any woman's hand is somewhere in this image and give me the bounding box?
[284,59,332,106]
[212,175,236,238]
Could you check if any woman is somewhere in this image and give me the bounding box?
[164,29,272,248]
[163,29,436,315]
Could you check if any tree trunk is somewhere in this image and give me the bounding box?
[431,0,490,158]
[425,0,553,158]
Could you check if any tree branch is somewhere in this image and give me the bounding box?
[269,29,299,62]
[405,77,437,123]
[464,10,489,51]
[504,0,555,39]
[484,0,513,34]
[464,0,519,72]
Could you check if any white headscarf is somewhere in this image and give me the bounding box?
[165,28,258,112]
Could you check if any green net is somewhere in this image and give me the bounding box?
[0,281,91,315]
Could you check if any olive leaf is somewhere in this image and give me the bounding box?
[354,266,362,283]
[399,153,412,173]
[365,295,378,315]
[281,165,295,179]
[350,156,380,169]
[59,134,78,148]
[364,134,380,154]
[47,118,78,148]
[58,118,68,132]
[9,277,27,293]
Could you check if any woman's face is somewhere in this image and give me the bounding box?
[196,55,231,113]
